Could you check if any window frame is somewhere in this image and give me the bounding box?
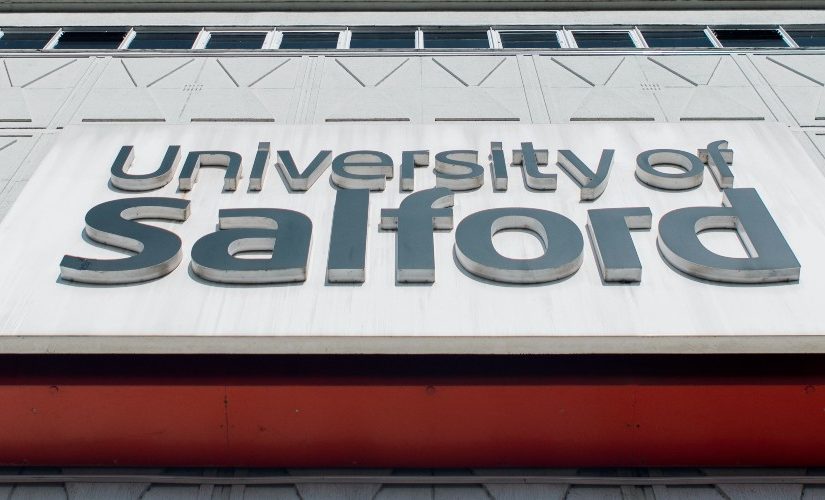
[710,26,791,49]
[637,26,719,49]
[345,28,419,50]
[420,28,494,50]
[0,28,59,50]
[566,28,643,49]
[197,29,275,50]
[46,27,130,51]
[274,29,346,50]
[493,29,566,50]
[121,27,203,50]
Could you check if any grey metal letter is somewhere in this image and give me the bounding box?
[513,142,555,190]
[248,142,271,191]
[276,149,332,191]
[59,197,190,284]
[110,145,181,191]
[490,142,508,191]
[698,140,735,189]
[587,207,653,282]
[178,151,242,192]
[558,149,614,201]
[327,189,370,283]
[454,208,584,284]
[636,149,704,190]
[331,150,393,191]
[380,187,454,283]
[434,150,484,191]
[400,150,429,192]
[657,188,800,283]
[191,209,312,284]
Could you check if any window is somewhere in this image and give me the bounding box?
[128,32,198,50]
[786,29,825,47]
[349,31,415,49]
[713,29,788,48]
[0,31,53,49]
[573,31,636,48]
[423,31,490,49]
[642,30,714,48]
[54,30,127,50]
[205,32,266,50]
[279,32,339,49]
[499,31,560,49]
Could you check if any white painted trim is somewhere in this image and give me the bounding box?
[118,28,135,49]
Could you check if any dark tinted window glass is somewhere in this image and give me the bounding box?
[642,30,713,48]
[500,31,560,49]
[574,31,636,48]
[54,31,127,50]
[279,32,339,49]
[786,30,825,47]
[129,32,198,49]
[424,31,489,49]
[0,32,53,49]
[713,29,787,48]
[205,32,266,49]
[350,31,415,49]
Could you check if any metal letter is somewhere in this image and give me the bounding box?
[658,188,800,283]
[490,142,508,191]
[178,151,242,192]
[276,149,332,191]
[110,145,181,191]
[248,142,271,191]
[331,150,393,191]
[59,197,190,284]
[400,150,429,192]
[558,149,614,201]
[434,150,484,191]
[587,207,652,282]
[327,189,370,283]
[698,140,735,189]
[191,209,312,284]
[636,149,704,190]
[513,142,555,190]
[380,187,454,283]
[454,208,583,284]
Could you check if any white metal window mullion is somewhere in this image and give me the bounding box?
[192,28,210,50]
[262,29,279,49]
[338,29,351,49]
[554,30,569,48]
[118,28,136,50]
[631,26,648,48]
[487,28,500,49]
[43,29,63,50]
[561,28,578,48]
[777,26,799,48]
[704,27,723,48]
[415,28,423,49]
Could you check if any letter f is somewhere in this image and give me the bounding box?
[380,188,454,283]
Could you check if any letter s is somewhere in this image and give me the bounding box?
[59,197,190,284]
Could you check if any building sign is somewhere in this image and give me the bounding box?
[0,123,820,353]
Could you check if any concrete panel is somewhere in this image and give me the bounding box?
[318,87,420,122]
[0,88,32,123]
[75,88,166,122]
[329,57,418,88]
[181,89,275,122]
[4,58,84,89]
[121,58,201,89]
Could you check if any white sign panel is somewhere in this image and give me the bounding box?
[0,122,821,354]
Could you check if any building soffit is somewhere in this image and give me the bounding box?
[3,0,825,13]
